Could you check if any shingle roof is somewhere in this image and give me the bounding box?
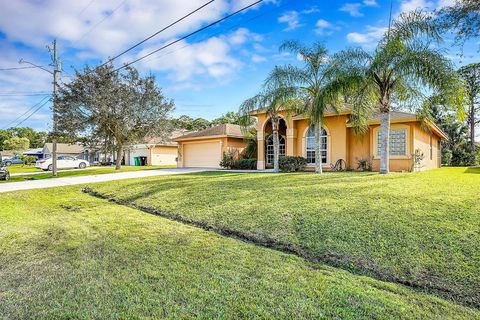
[44,143,84,154]
[174,124,245,140]
[142,130,191,146]
[368,110,417,121]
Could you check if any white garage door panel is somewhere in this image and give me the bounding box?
[184,142,221,168]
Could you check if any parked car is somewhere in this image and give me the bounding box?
[2,155,23,166]
[35,156,90,171]
[0,165,10,180]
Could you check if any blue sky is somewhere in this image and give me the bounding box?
[0,0,478,132]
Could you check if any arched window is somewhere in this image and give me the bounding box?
[266,135,285,165]
[306,126,327,164]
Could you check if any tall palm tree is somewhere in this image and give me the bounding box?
[327,11,462,174]
[272,41,343,173]
[239,69,299,172]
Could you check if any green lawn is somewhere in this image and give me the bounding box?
[88,167,480,307]
[2,165,175,183]
[5,164,42,174]
[0,187,478,319]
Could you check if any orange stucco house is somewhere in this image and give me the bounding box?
[253,108,448,172]
[175,124,246,168]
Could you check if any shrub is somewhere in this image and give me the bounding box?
[279,156,307,172]
[21,155,37,166]
[356,158,372,171]
[231,159,256,170]
[220,149,239,169]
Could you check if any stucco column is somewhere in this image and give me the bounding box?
[147,147,153,166]
[286,128,296,156]
[257,130,265,170]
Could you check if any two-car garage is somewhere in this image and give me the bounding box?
[183,141,222,168]
[175,124,247,169]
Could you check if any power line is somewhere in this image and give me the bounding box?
[143,0,292,66]
[76,0,128,43]
[1,96,51,129]
[0,93,51,97]
[100,0,215,67]
[113,0,263,73]
[0,66,38,71]
[15,98,52,127]
[78,0,97,16]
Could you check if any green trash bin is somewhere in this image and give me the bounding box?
[134,157,140,166]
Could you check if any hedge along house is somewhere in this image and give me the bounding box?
[252,108,448,172]
[174,124,247,168]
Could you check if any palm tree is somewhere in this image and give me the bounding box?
[239,70,299,172]
[327,11,462,174]
[272,41,343,173]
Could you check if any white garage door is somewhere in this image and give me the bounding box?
[183,141,221,168]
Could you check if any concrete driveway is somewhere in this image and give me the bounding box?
[0,168,209,193]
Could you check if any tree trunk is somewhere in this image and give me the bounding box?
[470,101,476,152]
[272,117,280,173]
[379,111,390,174]
[115,145,123,170]
[315,122,323,174]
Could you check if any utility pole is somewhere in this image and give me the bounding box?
[19,40,61,176]
[49,39,61,176]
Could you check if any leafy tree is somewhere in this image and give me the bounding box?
[437,0,480,48]
[458,63,480,152]
[56,64,174,170]
[239,68,299,172]
[3,136,29,153]
[211,112,242,126]
[8,127,48,148]
[0,130,13,150]
[273,41,342,173]
[327,11,463,174]
[422,95,476,166]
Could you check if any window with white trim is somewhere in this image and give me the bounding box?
[377,128,407,156]
[266,135,285,165]
[306,126,327,164]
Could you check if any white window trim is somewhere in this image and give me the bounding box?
[265,135,286,166]
[372,125,410,159]
[305,126,328,165]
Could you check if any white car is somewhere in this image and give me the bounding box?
[35,156,90,171]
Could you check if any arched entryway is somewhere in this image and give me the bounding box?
[263,117,287,168]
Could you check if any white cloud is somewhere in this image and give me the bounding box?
[315,19,339,35]
[251,54,266,63]
[138,28,262,82]
[346,25,388,46]
[278,11,301,31]
[340,3,364,17]
[0,0,274,58]
[398,0,454,14]
[340,0,379,17]
[363,0,378,6]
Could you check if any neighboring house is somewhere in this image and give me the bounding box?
[126,130,190,166]
[252,108,447,172]
[0,151,15,161]
[23,148,44,159]
[42,143,84,159]
[175,124,246,168]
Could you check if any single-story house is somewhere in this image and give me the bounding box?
[42,143,85,159]
[0,150,15,161]
[23,148,44,159]
[252,108,447,172]
[175,124,247,168]
[126,130,190,166]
